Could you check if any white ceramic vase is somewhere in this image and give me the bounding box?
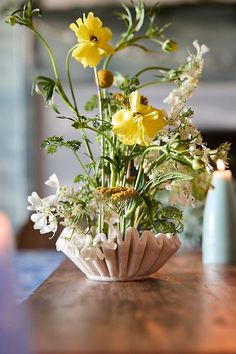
[56,227,181,281]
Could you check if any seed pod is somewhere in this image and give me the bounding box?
[97,69,114,88]
[162,40,178,53]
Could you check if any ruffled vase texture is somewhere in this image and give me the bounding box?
[56,227,181,281]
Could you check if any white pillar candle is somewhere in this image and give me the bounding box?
[202,160,236,264]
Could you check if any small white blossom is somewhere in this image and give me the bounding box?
[27,191,59,234]
[56,227,84,256]
[164,41,209,119]
[45,174,60,190]
[80,233,117,261]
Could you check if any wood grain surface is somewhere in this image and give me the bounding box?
[24,252,236,354]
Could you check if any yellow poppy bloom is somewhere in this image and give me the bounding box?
[112,91,167,146]
[70,12,114,68]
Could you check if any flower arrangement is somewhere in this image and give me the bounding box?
[7,1,229,266]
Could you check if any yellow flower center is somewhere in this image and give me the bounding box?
[132,112,143,124]
[90,35,98,42]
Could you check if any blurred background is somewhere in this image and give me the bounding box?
[0,0,236,248]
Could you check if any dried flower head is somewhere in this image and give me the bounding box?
[98,69,114,88]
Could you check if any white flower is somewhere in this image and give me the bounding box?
[56,227,84,256]
[80,233,117,261]
[27,192,43,211]
[80,235,104,261]
[27,191,58,234]
[193,40,209,57]
[164,41,209,119]
[45,174,60,190]
[94,233,117,250]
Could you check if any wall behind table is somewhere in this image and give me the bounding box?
[0,21,36,230]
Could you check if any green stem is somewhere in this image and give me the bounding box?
[81,129,95,168]
[103,54,113,70]
[32,28,59,80]
[146,153,168,176]
[66,47,96,168]
[66,45,79,114]
[86,126,116,150]
[71,149,96,188]
[134,145,165,190]
[32,27,76,113]
[94,68,104,232]
[137,79,165,90]
[135,66,170,77]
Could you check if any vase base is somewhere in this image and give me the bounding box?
[86,274,151,282]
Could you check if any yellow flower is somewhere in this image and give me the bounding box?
[70,12,114,68]
[112,91,167,146]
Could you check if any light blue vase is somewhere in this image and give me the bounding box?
[202,171,236,264]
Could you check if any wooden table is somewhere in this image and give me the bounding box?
[25,252,236,354]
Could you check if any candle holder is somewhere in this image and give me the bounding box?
[202,160,236,264]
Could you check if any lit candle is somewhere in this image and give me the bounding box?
[0,212,14,254]
[202,160,236,264]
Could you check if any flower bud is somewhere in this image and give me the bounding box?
[97,69,114,88]
[162,40,178,53]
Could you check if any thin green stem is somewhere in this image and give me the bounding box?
[71,149,96,188]
[86,126,116,150]
[66,45,79,114]
[135,66,170,78]
[146,153,168,176]
[66,47,95,168]
[134,145,165,190]
[32,27,76,113]
[32,28,59,80]
[137,79,165,90]
[103,54,113,70]
[94,67,104,232]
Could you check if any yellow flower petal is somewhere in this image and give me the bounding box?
[72,43,102,68]
[69,13,113,68]
[100,27,113,42]
[83,12,102,33]
[112,110,133,131]
[76,24,90,42]
[98,42,114,55]
[69,23,78,33]
[112,91,167,146]
[129,90,141,113]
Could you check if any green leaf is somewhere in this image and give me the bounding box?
[134,1,145,32]
[6,0,41,28]
[65,140,82,152]
[101,156,119,172]
[84,95,98,112]
[41,136,81,154]
[74,174,84,183]
[158,207,183,221]
[144,172,193,191]
[32,76,59,113]
[155,221,177,234]
[41,136,64,154]
[135,170,145,191]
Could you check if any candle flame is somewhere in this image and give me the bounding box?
[216,159,225,171]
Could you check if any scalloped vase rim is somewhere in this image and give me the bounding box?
[56,226,181,282]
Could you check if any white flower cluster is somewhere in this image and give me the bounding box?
[27,174,60,235]
[164,40,209,118]
[28,174,118,260]
[56,227,117,261]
